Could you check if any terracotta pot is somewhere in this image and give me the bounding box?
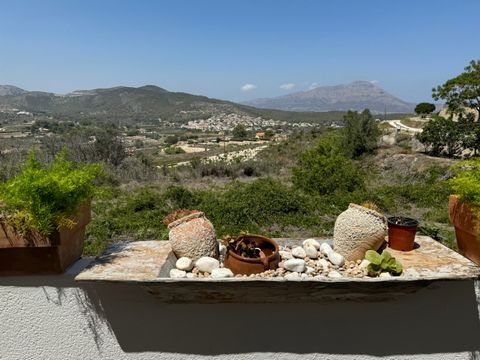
[224,234,280,275]
[387,216,418,251]
[0,200,91,275]
[333,204,387,261]
[168,211,219,260]
[448,195,480,266]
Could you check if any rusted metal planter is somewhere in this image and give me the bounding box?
[449,195,480,266]
[0,200,91,275]
[224,234,280,275]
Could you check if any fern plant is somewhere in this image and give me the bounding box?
[450,158,480,207]
[0,150,101,236]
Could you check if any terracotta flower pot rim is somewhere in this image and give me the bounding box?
[226,234,279,264]
[167,211,204,230]
[349,203,386,223]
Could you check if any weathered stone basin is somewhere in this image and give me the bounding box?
[75,236,480,303]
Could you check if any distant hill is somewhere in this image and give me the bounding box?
[0,85,27,97]
[243,81,415,113]
[0,84,348,125]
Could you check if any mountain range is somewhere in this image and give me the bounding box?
[243,81,415,113]
[0,82,414,125]
[0,85,348,124]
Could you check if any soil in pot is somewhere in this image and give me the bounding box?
[223,234,280,275]
[387,216,418,251]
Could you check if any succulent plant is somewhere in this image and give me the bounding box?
[163,209,200,226]
[361,201,380,212]
[365,249,403,276]
[221,232,262,258]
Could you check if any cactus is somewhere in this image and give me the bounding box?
[365,249,403,276]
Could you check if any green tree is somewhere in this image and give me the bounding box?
[432,60,480,117]
[416,116,461,157]
[342,109,380,158]
[414,102,436,117]
[232,124,248,139]
[292,136,364,195]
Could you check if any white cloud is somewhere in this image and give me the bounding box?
[370,80,379,84]
[308,82,319,90]
[280,83,295,90]
[240,83,257,92]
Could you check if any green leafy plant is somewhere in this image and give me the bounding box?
[0,150,101,236]
[450,158,480,207]
[365,250,403,276]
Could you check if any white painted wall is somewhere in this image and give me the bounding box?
[1,259,479,360]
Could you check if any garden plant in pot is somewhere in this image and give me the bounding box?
[222,233,280,275]
[0,150,100,275]
[448,158,480,266]
[387,216,418,251]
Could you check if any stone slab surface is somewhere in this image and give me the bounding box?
[75,236,480,303]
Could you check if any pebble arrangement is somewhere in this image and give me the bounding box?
[169,239,373,279]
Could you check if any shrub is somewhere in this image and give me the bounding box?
[0,150,101,236]
[292,136,364,195]
[342,109,380,158]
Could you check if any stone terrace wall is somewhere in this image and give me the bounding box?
[0,258,480,360]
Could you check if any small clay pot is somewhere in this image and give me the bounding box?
[168,211,219,260]
[224,234,280,275]
[387,216,418,251]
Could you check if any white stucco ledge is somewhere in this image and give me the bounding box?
[75,236,480,303]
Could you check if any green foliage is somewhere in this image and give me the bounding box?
[164,135,179,146]
[414,102,436,117]
[164,146,186,155]
[416,116,461,156]
[292,136,364,195]
[342,109,381,158]
[432,60,480,116]
[232,124,248,140]
[449,158,480,207]
[0,150,101,236]
[365,250,403,276]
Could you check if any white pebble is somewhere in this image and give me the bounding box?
[379,272,392,278]
[169,269,187,278]
[292,246,306,258]
[176,257,194,271]
[320,243,333,256]
[359,259,370,269]
[328,270,343,278]
[317,258,330,272]
[211,268,234,278]
[219,244,227,257]
[305,266,315,274]
[328,251,345,267]
[303,244,318,259]
[284,272,301,280]
[279,250,293,260]
[303,238,321,250]
[283,259,306,273]
[195,257,220,273]
[186,273,196,278]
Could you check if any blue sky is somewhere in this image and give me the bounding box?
[0,0,478,103]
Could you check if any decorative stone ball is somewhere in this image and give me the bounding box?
[168,211,219,260]
[333,204,387,261]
